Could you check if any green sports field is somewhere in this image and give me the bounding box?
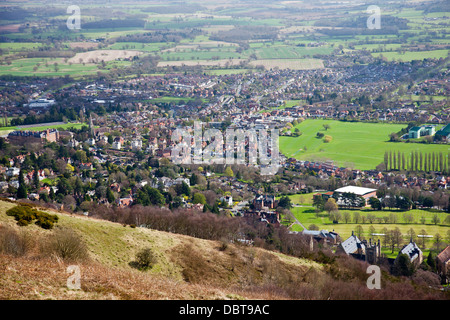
[279,119,450,170]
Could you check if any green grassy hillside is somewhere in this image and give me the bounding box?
[1,200,447,300]
[280,119,449,170]
[0,200,324,300]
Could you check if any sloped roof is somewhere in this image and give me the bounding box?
[400,241,422,262]
[409,126,422,132]
[437,246,450,264]
[436,123,450,136]
[340,234,365,255]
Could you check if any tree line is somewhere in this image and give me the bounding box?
[384,150,450,174]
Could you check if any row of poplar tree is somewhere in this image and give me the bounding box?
[384,150,450,174]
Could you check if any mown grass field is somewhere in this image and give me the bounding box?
[0,58,100,77]
[17,122,88,131]
[280,119,450,170]
[372,50,449,62]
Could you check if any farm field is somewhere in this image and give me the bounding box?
[17,122,88,131]
[0,2,447,78]
[248,58,324,70]
[0,57,101,77]
[2,122,87,131]
[67,50,143,64]
[279,119,450,170]
[157,59,246,67]
[372,50,449,62]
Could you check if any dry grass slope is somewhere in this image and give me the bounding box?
[0,200,324,300]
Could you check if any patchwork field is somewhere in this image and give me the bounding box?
[372,50,449,62]
[0,58,100,77]
[157,58,246,67]
[249,58,324,70]
[68,50,143,64]
[280,119,450,170]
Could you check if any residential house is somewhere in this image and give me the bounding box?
[301,229,340,246]
[335,231,366,258]
[396,239,423,268]
[435,123,450,142]
[408,125,435,139]
[117,197,133,208]
[220,195,233,207]
[436,246,450,283]
[6,167,20,177]
[252,194,278,210]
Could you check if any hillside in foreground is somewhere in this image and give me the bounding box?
[0,200,448,300]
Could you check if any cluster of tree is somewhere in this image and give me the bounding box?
[0,7,31,20]
[142,4,206,14]
[316,15,408,30]
[85,203,334,265]
[116,30,201,44]
[210,26,278,42]
[6,204,58,229]
[368,195,411,211]
[82,19,146,29]
[376,185,450,211]
[423,0,450,14]
[384,150,450,174]
[10,105,78,126]
[332,192,366,209]
[26,50,75,59]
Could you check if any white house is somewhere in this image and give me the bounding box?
[6,167,20,177]
[220,195,233,207]
[112,141,122,150]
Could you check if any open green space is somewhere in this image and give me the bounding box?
[0,57,100,77]
[372,49,449,62]
[17,122,88,132]
[286,205,449,254]
[280,119,450,170]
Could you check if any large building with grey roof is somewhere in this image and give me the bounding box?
[396,240,423,267]
[335,231,381,264]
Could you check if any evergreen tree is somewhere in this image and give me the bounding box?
[402,152,406,171]
[189,173,198,186]
[415,151,419,172]
[427,252,436,272]
[410,152,414,171]
[431,152,436,171]
[424,152,428,172]
[419,152,423,172]
[181,181,191,196]
[211,201,220,214]
[394,253,414,276]
[384,151,388,170]
[428,153,432,172]
[17,169,27,199]
[33,166,40,191]
[389,151,393,171]
[393,152,396,171]
[106,188,115,204]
